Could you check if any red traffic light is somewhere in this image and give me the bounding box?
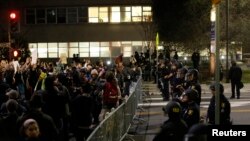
[9,11,20,33]
[10,12,17,20]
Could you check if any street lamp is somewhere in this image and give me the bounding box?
[211,0,221,125]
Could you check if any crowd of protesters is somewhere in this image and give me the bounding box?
[0,51,145,141]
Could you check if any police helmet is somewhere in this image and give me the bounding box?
[163,101,182,119]
[184,123,207,141]
[209,82,224,94]
[185,69,199,82]
[183,88,199,101]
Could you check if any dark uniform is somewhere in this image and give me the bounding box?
[153,101,188,141]
[185,69,202,106]
[181,89,200,128]
[207,83,231,125]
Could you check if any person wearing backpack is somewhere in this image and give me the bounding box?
[99,71,121,121]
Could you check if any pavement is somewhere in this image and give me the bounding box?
[124,81,250,141]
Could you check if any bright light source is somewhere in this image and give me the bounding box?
[210,6,216,22]
[10,12,17,20]
[14,50,18,57]
[107,60,111,65]
[184,57,187,60]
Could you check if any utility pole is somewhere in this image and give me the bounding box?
[211,0,221,125]
[225,0,229,83]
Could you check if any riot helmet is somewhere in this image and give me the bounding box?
[185,69,199,82]
[209,82,224,94]
[163,101,182,119]
[182,88,199,102]
[184,123,207,141]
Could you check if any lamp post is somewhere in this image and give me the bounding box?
[225,0,229,83]
[211,0,221,125]
[211,0,220,125]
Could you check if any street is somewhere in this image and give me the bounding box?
[125,81,250,141]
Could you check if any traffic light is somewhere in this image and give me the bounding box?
[9,11,20,34]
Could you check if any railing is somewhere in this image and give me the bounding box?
[86,77,142,141]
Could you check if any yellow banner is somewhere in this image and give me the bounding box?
[156,32,159,50]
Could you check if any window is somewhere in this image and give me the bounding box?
[69,42,78,57]
[99,7,109,22]
[143,6,152,22]
[88,7,99,23]
[120,7,131,22]
[47,8,56,23]
[36,9,46,24]
[37,43,47,58]
[26,9,36,24]
[59,48,68,58]
[110,7,120,23]
[67,8,77,23]
[123,46,132,57]
[25,6,152,24]
[57,8,66,23]
[78,7,88,23]
[132,6,142,22]
[90,42,99,57]
[79,42,89,57]
[48,43,58,58]
[100,42,110,57]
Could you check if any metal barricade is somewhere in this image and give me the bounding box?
[86,77,142,141]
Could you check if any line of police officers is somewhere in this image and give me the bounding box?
[153,59,231,141]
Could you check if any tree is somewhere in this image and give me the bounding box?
[152,0,212,51]
[220,0,250,59]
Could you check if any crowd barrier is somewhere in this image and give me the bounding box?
[86,77,142,141]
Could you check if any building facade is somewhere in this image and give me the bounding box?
[0,0,154,63]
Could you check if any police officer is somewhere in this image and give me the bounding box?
[180,88,200,128]
[184,69,201,106]
[153,101,188,141]
[184,123,208,141]
[206,82,231,125]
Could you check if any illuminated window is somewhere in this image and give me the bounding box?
[58,42,68,58]
[143,6,152,22]
[48,43,58,58]
[89,7,99,23]
[99,7,108,22]
[100,42,110,57]
[59,47,68,58]
[69,42,79,58]
[79,42,89,57]
[37,43,47,58]
[69,48,79,58]
[110,7,120,23]
[120,7,131,22]
[123,46,132,57]
[132,6,142,22]
[90,42,100,57]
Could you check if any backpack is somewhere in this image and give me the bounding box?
[103,82,118,104]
